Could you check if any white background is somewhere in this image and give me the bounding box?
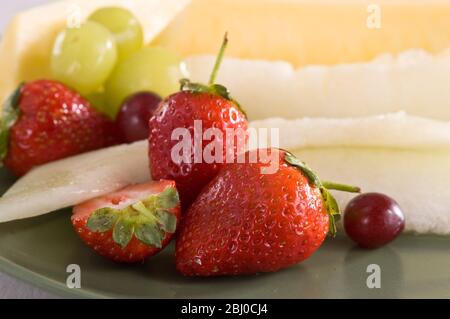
[0,0,56,31]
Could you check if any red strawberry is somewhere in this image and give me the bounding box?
[0,80,122,176]
[72,180,180,263]
[149,35,248,209]
[176,149,360,276]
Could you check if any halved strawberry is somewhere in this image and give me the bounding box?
[71,180,180,263]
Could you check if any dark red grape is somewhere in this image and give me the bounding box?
[117,92,162,142]
[343,192,405,249]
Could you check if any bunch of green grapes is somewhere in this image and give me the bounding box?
[51,7,186,118]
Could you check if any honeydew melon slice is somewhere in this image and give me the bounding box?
[0,140,148,223]
[250,113,450,150]
[1,113,449,235]
[185,51,450,121]
[0,0,191,107]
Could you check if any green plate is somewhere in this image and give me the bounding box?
[0,167,449,298]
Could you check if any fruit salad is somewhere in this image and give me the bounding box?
[0,0,449,281]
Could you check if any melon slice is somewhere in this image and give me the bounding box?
[0,0,191,107]
[0,140,148,223]
[154,0,450,67]
[250,113,450,150]
[185,51,450,121]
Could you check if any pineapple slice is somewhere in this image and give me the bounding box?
[0,0,191,107]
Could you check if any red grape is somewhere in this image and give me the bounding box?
[117,92,162,142]
[343,193,405,249]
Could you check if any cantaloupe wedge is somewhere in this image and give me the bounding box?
[1,114,449,235]
[0,0,190,107]
[154,0,450,67]
[185,51,450,121]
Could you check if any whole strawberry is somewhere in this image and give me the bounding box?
[149,35,248,209]
[176,149,359,276]
[72,180,180,263]
[0,79,121,176]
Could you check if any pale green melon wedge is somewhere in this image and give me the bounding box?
[0,141,148,223]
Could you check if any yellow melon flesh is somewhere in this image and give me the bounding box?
[154,0,450,67]
[0,0,190,106]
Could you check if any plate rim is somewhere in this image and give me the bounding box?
[0,255,106,298]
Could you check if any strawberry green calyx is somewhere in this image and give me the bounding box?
[179,33,246,117]
[180,79,231,100]
[0,84,22,162]
[87,187,179,248]
[284,151,360,236]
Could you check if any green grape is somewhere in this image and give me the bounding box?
[105,47,187,118]
[89,7,143,61]
[51,21,117,95]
